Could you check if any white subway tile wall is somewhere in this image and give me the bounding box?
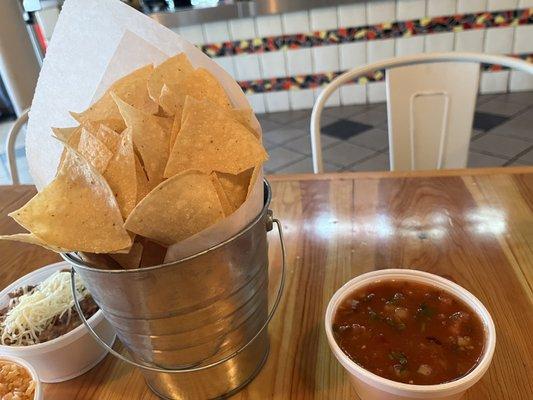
[265,91,290,112]
[175,25,204,44]
[286,48,313,76]
[367,38,396,63]
[513,25,533,54]
[509,71,533,91]
[484,27,515,54]
[480,71,510,93]
[260,52,287,79]
[455,29,485,52]
[281,11,310,35]
[289,89,316,110]
[213,56,236,78]
[367,0,397,24]
[426,0,457,17]
[425,32,455,52]
[233,54,262,81]
[310,7,339,31]
[487,0,519,11]
[260,51,287,79]
[315,87,342,107]
[367,81,387,103]
[457,0,488,13]
[312,45,340,73]
[340,84,367,105]
[22,0,533,116]
[228,18,256,41]
[255,15,283,37]
[202,21,230,43]
[396,36,425,56]
[246,93,266,114]
[339,42,367,71]
[396,0,426,21]
[337,3,367,27]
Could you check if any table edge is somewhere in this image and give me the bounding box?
[267,166,533,182]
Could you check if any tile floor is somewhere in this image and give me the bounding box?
[0,92,531,184]
[260,91,533,174]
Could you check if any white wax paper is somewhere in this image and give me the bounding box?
[25,0,264,263]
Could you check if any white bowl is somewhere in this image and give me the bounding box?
[325,269,496,400]
[0,261,116,383]
[0,354,42,400]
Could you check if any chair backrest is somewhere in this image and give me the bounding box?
[310,52,533,173]
[386,62,479,170]
[5,108,29,185]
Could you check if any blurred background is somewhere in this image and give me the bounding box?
[1,0,532,183]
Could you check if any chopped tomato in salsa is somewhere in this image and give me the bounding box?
[332,280,485,385]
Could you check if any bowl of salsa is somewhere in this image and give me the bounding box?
[325,269,496,400]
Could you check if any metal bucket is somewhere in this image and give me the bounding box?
[63,181,285,399]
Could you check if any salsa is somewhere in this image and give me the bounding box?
[332,280,485,385]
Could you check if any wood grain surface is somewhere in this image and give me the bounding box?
[0,167,532,399]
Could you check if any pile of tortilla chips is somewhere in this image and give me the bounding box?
[0,53,268,269]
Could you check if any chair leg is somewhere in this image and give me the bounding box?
[6,108,29,185]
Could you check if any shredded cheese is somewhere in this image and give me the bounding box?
[0,271,90,346]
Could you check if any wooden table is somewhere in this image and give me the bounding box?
[1,167,532,399]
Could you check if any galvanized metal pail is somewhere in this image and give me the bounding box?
[63,181,285,399]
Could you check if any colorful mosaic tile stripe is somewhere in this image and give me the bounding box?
[202,8,532,57]
[238,53,533,94]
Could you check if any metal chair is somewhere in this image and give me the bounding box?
[5,108,29,184]
[310,52,533,173]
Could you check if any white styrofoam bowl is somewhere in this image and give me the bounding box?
[325,269,496,400]
[0,261,116,383]
[0,354,42,400]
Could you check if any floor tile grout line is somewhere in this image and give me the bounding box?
[489,103,533,120]
[468,148,515,162]
[475,102,531,119]
[260,111,312,126]
[493,94,533,107]
[342,151,385,171]
[489,130,533,143]
[281,138,344,157]
[270,154,309,173]
[503,144,533,166]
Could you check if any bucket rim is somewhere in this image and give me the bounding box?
[62,179,272,274]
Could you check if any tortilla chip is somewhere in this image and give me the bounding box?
[113,93,170,188]
[92,124,121,153]
[52,126,79,143]
[165,108,251,153]
[71,65,157,131]
[70,111,124,133]
[230,108,260,139]
[168,106,183,151]
[164,97,268,177]
[0,233,69,253]
[210,173,234,216]
[247,165,261,198]
[104,128,137,219]
[78,128,113,174]
[158,85,183,118]
[109,242,143,269]
[147,53,194,101]
[155,115,173,134]
[8,146,132,253]
[159,68,232,116]
[215,168,254,210]
[135,155,150,203]
[124,170,224,245]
